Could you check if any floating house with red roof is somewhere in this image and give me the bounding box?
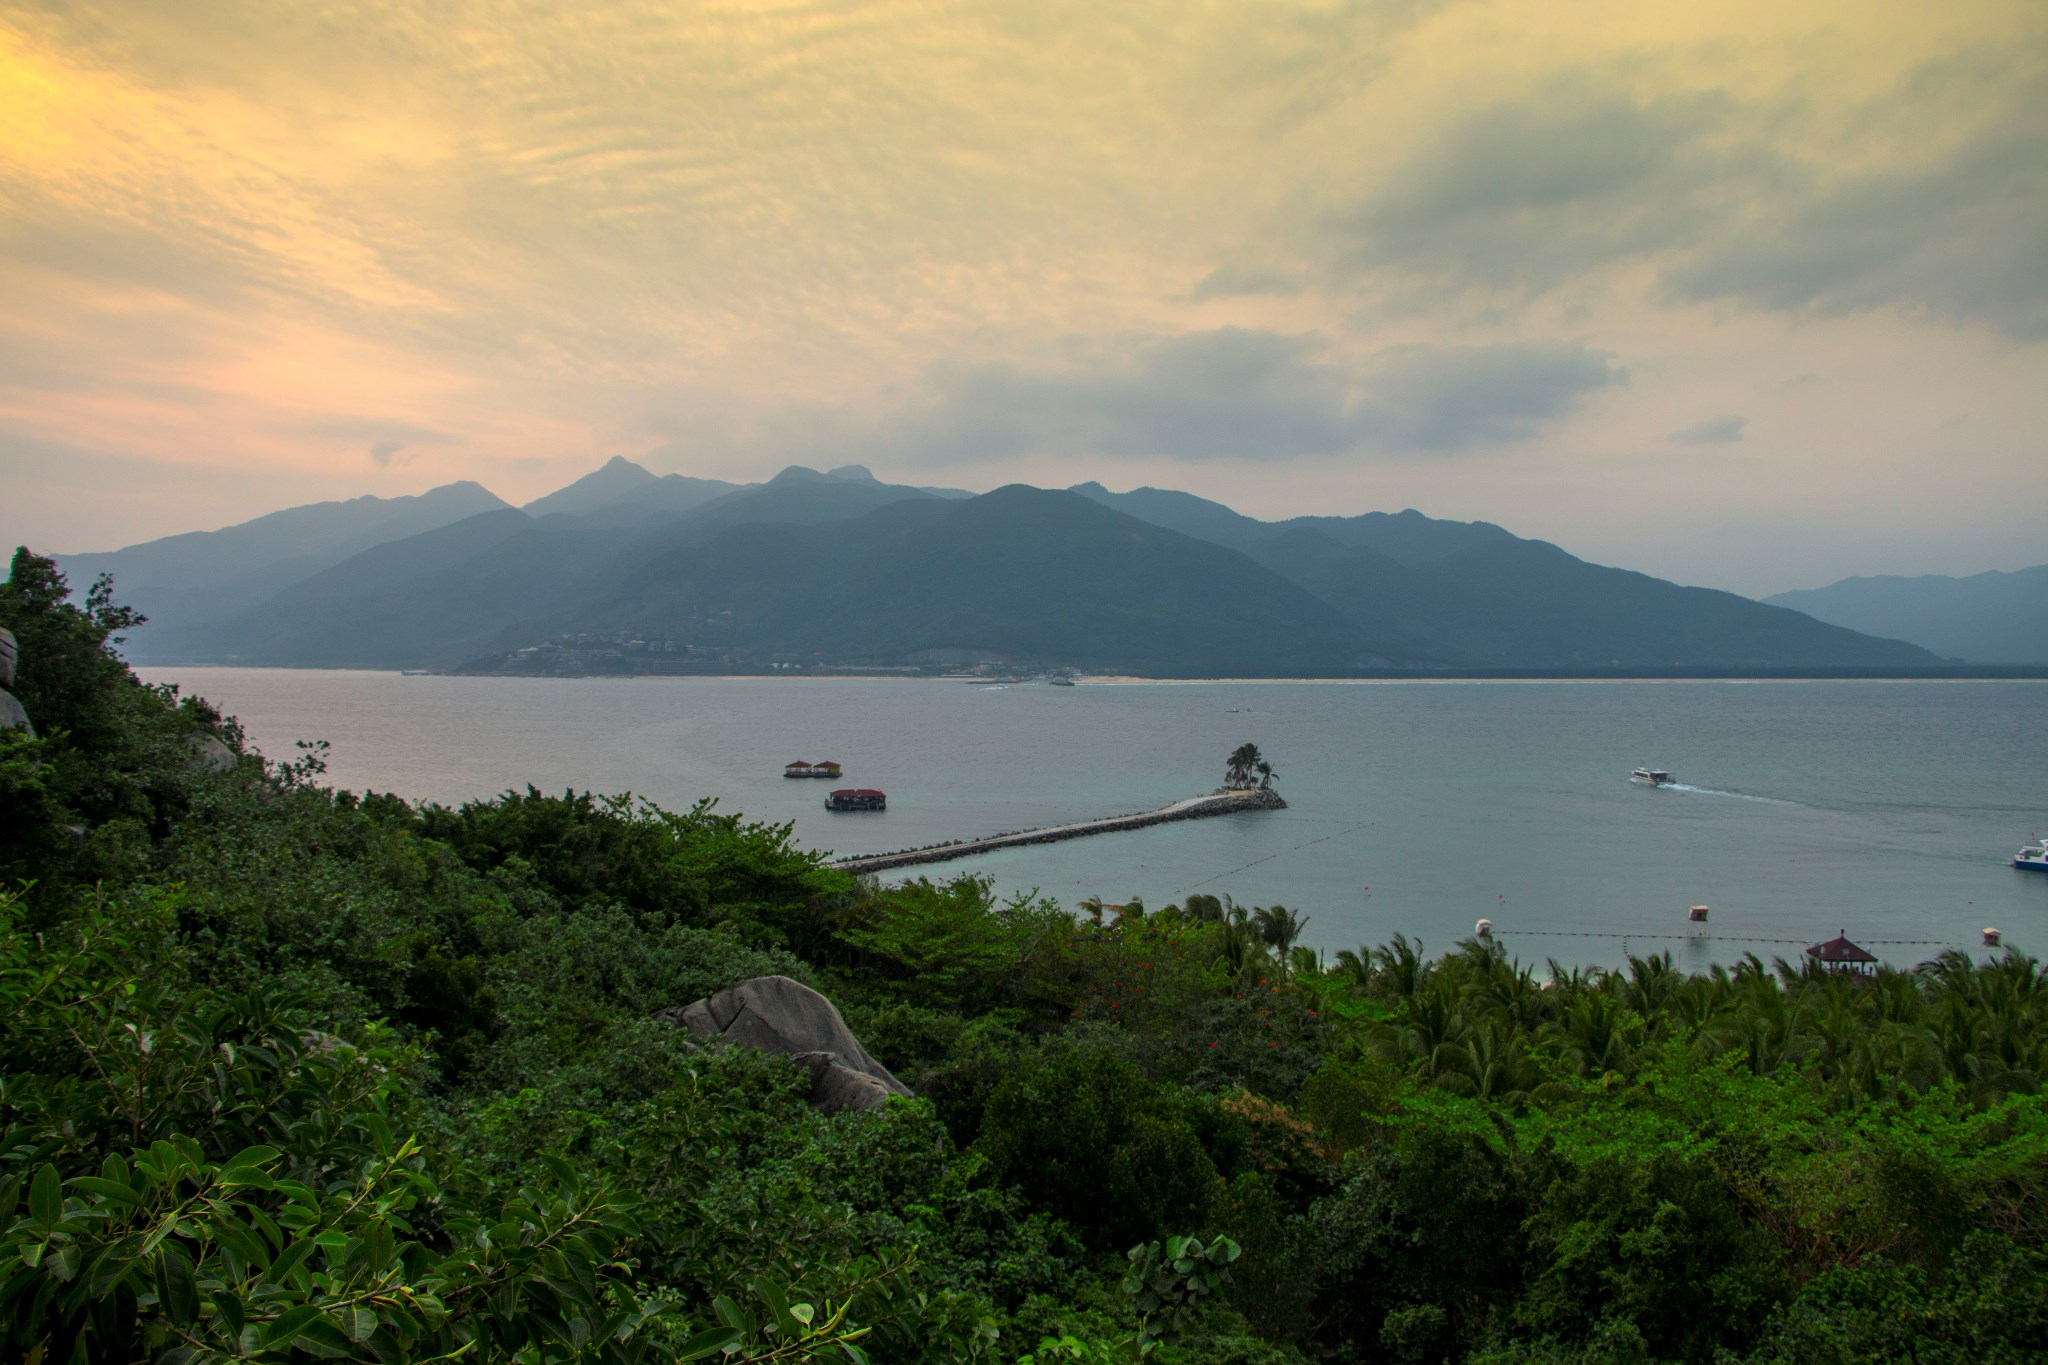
[826,788,886,811]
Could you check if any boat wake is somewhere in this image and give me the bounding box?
[1666,783,1801,807]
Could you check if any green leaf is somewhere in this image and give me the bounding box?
[341,1305,378,1344]
[47,1244,80,1282]
[264,1304,323,1347]
[28,1164,61,1225]
[225,1145,280,1171]
[215,1288,246,1338]
[159,1246,201,1326]
[292,1318,359,1358]
[676,1327,742,1361]
[68,1177,144,1207]
[19,1240,44,1269]
[840,1343,870,1365]
[265,1238,318,1286]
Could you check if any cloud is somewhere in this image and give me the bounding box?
[287,415,459,467]
[1338,81,1737,294]
[1331,56,2048,338]
[1358,341,1630,451]
[1671,414,1747,445]
[876,329,1626,464]
[1659,124,2048,339]
[1191,264,1307,299]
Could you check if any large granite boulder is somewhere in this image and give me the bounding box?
[0,627,31,736]
[186,732,238,773]
[656,975,910,1114]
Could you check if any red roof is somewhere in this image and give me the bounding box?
[856,788,885,797]
[786,760,811,767]
[1807,933,1877,964]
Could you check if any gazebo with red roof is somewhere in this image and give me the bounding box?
[1807,932,1878,976]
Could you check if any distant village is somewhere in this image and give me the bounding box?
[464,630,1077,682]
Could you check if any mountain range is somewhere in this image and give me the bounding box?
[1765,566,2048,665]
[40,458,1961,676]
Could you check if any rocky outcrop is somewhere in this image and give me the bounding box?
[656,975,910,1114]
[0,628,32,736]
[186,733,238,773]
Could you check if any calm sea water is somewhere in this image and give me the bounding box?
[141,669,2048,970]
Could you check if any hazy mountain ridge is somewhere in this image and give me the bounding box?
[52,481,512,661]
[1765,566,2048,664]
[43,459,1947,673]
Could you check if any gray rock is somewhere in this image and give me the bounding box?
[0,689,29,737]
[0,627,15,689]
[186,733,238,773]
[657,975,910,1113]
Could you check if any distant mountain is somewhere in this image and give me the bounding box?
[205,466,957,668]
[54,481,511,661]
[534,486,1376,675]
[1766,566,2048,664]
[1079,486,1930,669]
[63,463,1950,675]
[522,455,745,525]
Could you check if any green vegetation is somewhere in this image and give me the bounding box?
[3,548,2043,1363]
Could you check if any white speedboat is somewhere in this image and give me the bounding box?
[1631,767,1675,787]
[2016,837,2048,873]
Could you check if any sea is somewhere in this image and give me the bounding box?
[139,669,2048,971]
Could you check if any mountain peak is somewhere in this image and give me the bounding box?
[825,464,880,483]
[521,456,659,518]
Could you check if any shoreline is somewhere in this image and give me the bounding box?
[136,665,2048,684]
[831,788,1287,874]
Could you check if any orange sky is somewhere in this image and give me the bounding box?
[3,0,2044,593]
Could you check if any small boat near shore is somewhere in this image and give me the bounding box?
[2016,836,2048,872]
[1631,767,1676,787]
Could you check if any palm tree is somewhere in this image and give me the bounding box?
[1226,742,1262,789]
[1252,903,1308,956]
[1255,759,1277,790]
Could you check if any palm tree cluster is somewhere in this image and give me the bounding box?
[1318,936,2048,1103]
[1224,743,1277,791]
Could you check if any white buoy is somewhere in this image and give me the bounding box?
[1688,905,1709,922]
[1475,918,1493,938]
[1983,927,2002,947]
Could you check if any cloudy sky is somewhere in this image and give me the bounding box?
[3,0,2043,595]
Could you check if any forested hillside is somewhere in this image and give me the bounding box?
[2,549,2043,1364]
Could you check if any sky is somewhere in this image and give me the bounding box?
[3,0,2044,597]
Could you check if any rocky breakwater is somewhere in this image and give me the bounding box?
[655,975,910,1114]
[833,786,1287,875]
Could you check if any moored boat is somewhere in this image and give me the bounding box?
[1630,767,1675,787]
[784,760,844,779]
[2016,836,2048,872]
[826,788,886,812]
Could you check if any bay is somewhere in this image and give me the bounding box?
[141,668,2048,969]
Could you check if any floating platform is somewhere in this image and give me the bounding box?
[831,787,1284,873]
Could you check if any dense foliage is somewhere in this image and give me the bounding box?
[3,547,2044,1363]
